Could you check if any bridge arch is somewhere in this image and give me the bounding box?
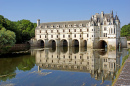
[72,39,79,47]
[37,39,44,47]
[48,40,56,48]
[60,39,68,47]
[98,40,107,49]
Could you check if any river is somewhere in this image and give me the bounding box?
[0,47,128,86]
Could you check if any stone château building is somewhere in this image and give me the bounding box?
[31,11,127,49]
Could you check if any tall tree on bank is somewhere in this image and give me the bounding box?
[0,28,16,54]
[121,23,130,40]
[0,15,36,43]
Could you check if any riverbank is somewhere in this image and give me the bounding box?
[113,50,130,86]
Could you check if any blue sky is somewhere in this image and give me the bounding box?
[1,0,130,27]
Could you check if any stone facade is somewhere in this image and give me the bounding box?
[31,11,127,49]
[31,48,127,81]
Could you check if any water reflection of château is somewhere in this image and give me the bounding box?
[31,47,127,82]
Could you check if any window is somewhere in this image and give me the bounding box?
[46,30,47,33]
[56,25,59,28]
[52,55,53,58]
[104,21,106,25]
[57,35,58,38]
[63,55,65,58]
[87,34,89,37]
[80,56,82,59]
[63,35,65,38]
[104,27,106,31]
[75,56,76,59]
[92,35,93,37]
[87,28,89,32]
[63,29,65,32]
[51,35,53,38]
[69,29,70,32]
[74,29,76,32]
[68,35,70,38]
[106,33,107,37]
[45,35,46,38]
[40,35,41,38]
[74,34,76,38]
[40,30,41,33]
[79,24,82,27]
[111,28,112,33]
[104,33,105,37]
[92,29,93,31]
[51,30,53,33]
[80,34,81,38]
[68,24,72,27]
[114,28,115,34]
[80,29,82,32]
[57,30,58,33]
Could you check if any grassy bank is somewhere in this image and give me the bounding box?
[112,49,130,86]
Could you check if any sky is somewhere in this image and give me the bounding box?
[1,0,130,27]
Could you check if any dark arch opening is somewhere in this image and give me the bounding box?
[73,39,79,47]
[98,40,107,51]
[60,47,68,53]
[37,40,44,47]
[61,40,68,47]
[49,40,56,49]
[72,47,79,54]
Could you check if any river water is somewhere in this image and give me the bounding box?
[0,47,128,86]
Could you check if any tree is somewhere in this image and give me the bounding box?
[121,23,130,40]
[0,28,16,54]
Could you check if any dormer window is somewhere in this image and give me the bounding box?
[68,24,72,27]
[45,25,48,28]
[62,24,66,28]
[104,21,106,25]
[56,25,59,28]
[50,25,54,28]
[104,27,107,31]
[79,23,83,27]
[74,24,77,27]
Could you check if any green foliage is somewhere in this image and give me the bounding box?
[0,55,35,81]
[122,49,130,65]
[0,15,36,43]
[0,28,16,54]
[121,23,130,40]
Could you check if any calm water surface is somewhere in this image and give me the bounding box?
[0,47,128,86]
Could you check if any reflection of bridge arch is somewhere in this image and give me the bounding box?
[37,39,44,47]
[98,40,107,49]
[48,40,56,48]
[72,39,79,47]
[60,47,68,53]
[60,39,68,47]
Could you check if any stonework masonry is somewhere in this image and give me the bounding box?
[31,11,127,49]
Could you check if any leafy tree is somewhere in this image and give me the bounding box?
[0,15,36,44]
[121,23,130,40]
[0,28,16,54]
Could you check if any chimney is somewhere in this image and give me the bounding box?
[101,11,104,18]
[37,19,40,26]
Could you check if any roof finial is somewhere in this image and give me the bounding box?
[111,10,113,18]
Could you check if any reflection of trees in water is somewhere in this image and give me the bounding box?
[0,55,35,81]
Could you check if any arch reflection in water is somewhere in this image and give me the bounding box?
[31,47,127,83]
